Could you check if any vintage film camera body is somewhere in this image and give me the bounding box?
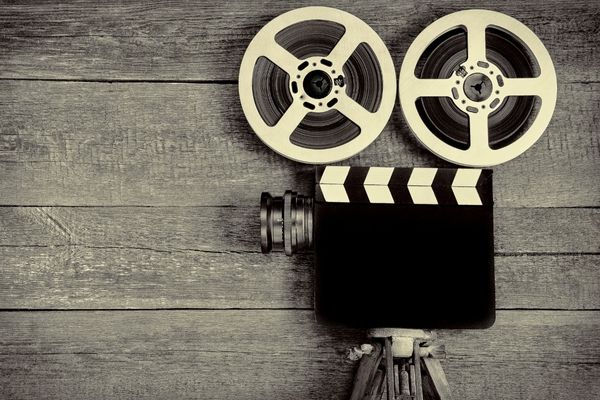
[261,166,494,329]
[240,7,556,330]
[241,6,557,398]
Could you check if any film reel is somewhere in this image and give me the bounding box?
[239,7,396,164]
[399,10,557,167]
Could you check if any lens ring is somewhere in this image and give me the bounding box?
[260,192,273,253]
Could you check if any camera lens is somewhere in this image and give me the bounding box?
[260,191,313,255]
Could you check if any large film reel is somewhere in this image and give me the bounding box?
[239,7,396,164]
[399,10,557,167]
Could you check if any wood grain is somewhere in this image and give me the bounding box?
[1,1,599,398]
[0,80,598,207]
[1,244,597,310]
[0,310,598,400]
[1,206,598,253]
[0,206,597,309]
[0,1,598,82]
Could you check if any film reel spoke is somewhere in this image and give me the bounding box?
[327,29,363,67]
[271,101,307,140]
[262,40,301,76]
[466,21,488,64]
[501,77,546,97]
[406,78,456,101]
[335,94,373,130]
[468,112,490,152]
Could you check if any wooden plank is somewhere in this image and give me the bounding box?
[0,310,597,400]
[495,255,600,310]
[0,206,597,309]
[0,1,598,82]
[0,245,311,309]
[0,81,598,207]
[1,206,597,253]
[0,245,596,310]
[1,4,597,400]
[494,208,600,254]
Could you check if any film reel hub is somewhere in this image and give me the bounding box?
[290,56,345,109]
[449,62,505,115]
[463,73,492,102]
[303,70,332,99]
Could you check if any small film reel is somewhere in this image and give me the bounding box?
[239,7,396,164]
[399,10,557,167]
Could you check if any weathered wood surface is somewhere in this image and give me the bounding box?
[1,0,599,399]
[0,206,598,309]
[0,1,598,82]
[0,310,598,400]
[1,206,597,253]
[1,244,597,310]
[0,81,598,207]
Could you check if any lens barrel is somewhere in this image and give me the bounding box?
[260,191,314,255]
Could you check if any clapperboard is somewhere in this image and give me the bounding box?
[313,166,495,329]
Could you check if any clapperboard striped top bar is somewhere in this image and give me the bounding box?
[315,166,492,206]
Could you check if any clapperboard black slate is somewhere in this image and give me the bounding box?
[314,166,495,329]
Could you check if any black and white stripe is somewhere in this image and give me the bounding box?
[315,166,492,206]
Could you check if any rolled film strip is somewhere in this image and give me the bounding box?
[398,10,557,167]
[315,166,492,206]
[239,7,396,164]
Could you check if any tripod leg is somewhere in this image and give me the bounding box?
[348,343,383,400]
[413,340,424,400]
[422,358,452,400]
[384,337,395,400]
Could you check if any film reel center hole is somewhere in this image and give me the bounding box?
[463,73,493,102]
[303,70,333,99]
